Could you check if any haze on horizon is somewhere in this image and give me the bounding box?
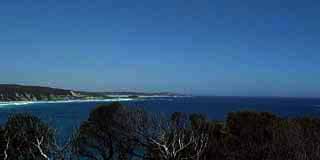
[1,0,320,97]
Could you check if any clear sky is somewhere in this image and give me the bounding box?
[1,0,320,97]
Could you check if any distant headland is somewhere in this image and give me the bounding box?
[0,84,185,102]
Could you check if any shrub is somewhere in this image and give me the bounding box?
[2,113,55,160]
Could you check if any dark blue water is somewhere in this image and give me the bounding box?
[1,96,320,142]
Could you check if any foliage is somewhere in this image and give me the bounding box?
[0,113,55,160]
[2,104,320,160]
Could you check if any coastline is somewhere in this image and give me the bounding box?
[0,98,134,107]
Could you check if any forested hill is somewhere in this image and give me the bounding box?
[0,84,78,101]
[0,84,184,101]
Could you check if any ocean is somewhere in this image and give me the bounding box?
[0,96,320,142]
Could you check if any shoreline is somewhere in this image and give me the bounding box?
[0,98,134,106]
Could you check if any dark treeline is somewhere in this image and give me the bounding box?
[0,102,320,160]
[0,84,73,101]
[0,84,183,101]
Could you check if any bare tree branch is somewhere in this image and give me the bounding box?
[3,137,10,160]
[33,136,50,160]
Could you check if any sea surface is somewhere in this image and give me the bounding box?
[1,96,320,142]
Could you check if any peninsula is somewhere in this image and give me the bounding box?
[0,84,183,102]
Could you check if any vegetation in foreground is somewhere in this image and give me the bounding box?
[0,102,319,160]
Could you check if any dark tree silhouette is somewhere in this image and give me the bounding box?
[1,113,55,160]
[2,105,320,160]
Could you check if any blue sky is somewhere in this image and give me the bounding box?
[1,0,320,97]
